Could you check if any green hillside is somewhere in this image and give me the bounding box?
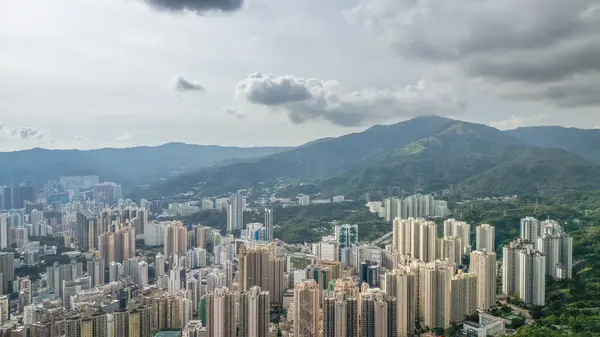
[143,117,600,199]
[507,126,600,164]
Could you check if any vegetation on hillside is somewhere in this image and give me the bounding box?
[143,117,600,202]
[456,193,600,336]
[507,126,600,164]
[183,201,390,244]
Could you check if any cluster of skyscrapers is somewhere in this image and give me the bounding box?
[0,172,576,337]
[367,194,451,222]
[502,217,573,306]
[0,183,35,210]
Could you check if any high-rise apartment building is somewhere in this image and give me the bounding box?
[476,224,495,252]
[132,208,148,235]
[99,223,135,263]
[392,218,438,261]
[226,190,243,232]
[238,286,270,337]
[540,219,563,236]
[269,257,285,307]
[1,187,13,210]
[205,287,237,337]
[419,260,453,330]
[201,199,214,210]
[264,208,273,242]
[0,252,14,294]
[86,255,105,287]
[419,221,437,263]
[384,194,450,221]
[0,215,8,250]
[194,225,205,249]
[470,250,497,311]
[293,280,320,337]
[298,195,310,206]
[443,219,470,256]
[518,248,546,306]
[307,260,343,291]
[46,260,83,297]
[503,236,546,306]
[109,261,123,282]
[437,236,463,267]
[164,221,188,259]
[323,290,359,337]
[238,244,270,291]
[359,288,397,337]
[451,271,477,322]
[537,232,573,279]
[520,217,540,244]
[238,244,285,308]
[13,184,34,209]
[155,253,165,277]
[335,224,358,259]
[392,217,423,258]
[384,268,418,337]
[76,211,99,251]
[312,240,338,262]
[502,239,532,296]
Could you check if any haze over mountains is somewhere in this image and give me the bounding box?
[3,116,600,199]
[0,143,289,187]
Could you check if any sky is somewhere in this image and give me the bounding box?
[0,0,599,151]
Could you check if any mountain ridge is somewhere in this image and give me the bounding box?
[506,126,600,164]
[4,117,600,199]
[141,116,600,199]
[0,142,291,187]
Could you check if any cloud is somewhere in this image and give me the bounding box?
[73,135,88,141]
[0,124,44,141]
[489,115,548,130]
[142,0,243,13]
[174,76,205,92]
[223,108,247,119]
[235,72,464,127]
[345,0,600,109]
[116,134,133,141]
[15,126,42,139]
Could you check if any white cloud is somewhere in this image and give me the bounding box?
[17,126,42,139]
[116,134,133,141]
[235,72,465,126]
[0,125,43,139]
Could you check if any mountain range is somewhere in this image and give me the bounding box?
[0,143,289,187]
[139,116,600,199]
[3,116,600,199]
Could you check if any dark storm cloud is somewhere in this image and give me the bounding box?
[346,0,600,108]
[144,0,243,13]
[235,73,464,127]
